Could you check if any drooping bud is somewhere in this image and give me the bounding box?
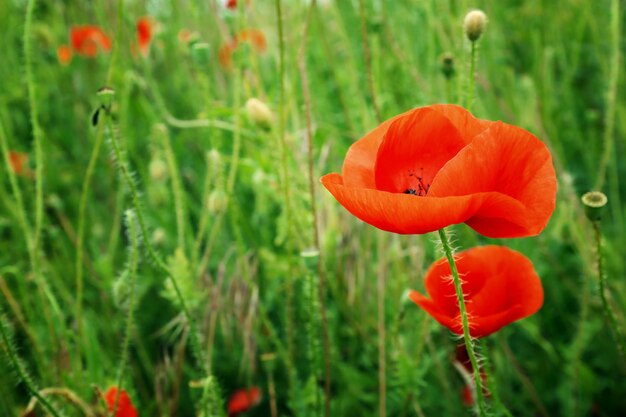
[581,191,608,221]
[245,98,273,128]
[440,52,455,79]
[463,10,487,42]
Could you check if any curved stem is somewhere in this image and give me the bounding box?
[593,221,626,362]
[437,229,487,416]
[595,0,620,191]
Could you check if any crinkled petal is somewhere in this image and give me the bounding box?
[321,173,484,234]
[429,122,556,237]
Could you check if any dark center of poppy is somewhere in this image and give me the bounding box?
[403,168,430,196]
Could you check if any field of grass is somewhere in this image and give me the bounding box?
[1,0,625,416]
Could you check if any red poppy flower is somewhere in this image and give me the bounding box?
[103,387,138,417]
[218,29,266,69]
[7,151,31,178]
[320,104,556,238]
[136,17,153,57]
[409,245,543,338]
[224,0,250,9]
[57,45,73,65]
[71,25,112,57]
[227,387,262,416]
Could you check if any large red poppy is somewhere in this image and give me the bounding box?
[103,387,138,417]
[409,245,543,338]
[71,25,112,57]
[320,104,556,238]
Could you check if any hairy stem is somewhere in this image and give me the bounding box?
[437,229,487,416]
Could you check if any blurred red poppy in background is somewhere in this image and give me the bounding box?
[56,45,72,65]
[218,29,266,68]
[136,17,153,56]
[71,25,111,57]
[103,387,138,417]
[409,245,543,338]
[227,387,262,416]
[7,151,31,178]
[321,104,556,238]
[225,0,250,9]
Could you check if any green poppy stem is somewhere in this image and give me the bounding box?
[437,228,487,416]
[593,221,626,362]
[465,41,478,111]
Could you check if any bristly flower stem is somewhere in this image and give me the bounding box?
[465,41,478,111]
[593,220,626,362]
[0,310,64,417]
[103,113,223,416]
[437,228,487,417]
[297,1,332,416]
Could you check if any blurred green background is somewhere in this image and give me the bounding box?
[1,0,625,416]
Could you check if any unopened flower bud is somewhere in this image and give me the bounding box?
[581,191,608,221]
[440,52,455,79]
[152,227,166,246]
[245,98,273,128]
[463,10,487,42]
[191,42,211,67]
[208,189,228,214]
[149,158,168,181]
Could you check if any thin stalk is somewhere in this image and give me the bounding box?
[103,113,221,415]
[437,229,487,417]
[111,211,140,417]
[480,339,512,417]
[593,221,626,361]
[75,124,106,348]
[0,311,64,417]
[158,127,187,251]
[23,0,44,256]
[297,2,332,416]
[274,0,298,389]
[465,41,478,111]
[358,0,382,123]
[75,0,124,351]
[595,0,620,191]
[377,234,387,417]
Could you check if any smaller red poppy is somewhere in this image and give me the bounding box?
[227,387,262,416]
[410,245,543,338]
[57,45,73,65]
[103,387,138,417]
[71,25,111,57]
[136,17,153,57]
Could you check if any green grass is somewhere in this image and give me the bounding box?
[1,0,625,416]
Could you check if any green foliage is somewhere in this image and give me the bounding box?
[0,0,625,416]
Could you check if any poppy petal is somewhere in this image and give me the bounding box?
[428,104,493,143]
[321,173,485,234]
[374,107,467,195]
[342,111,410,188]
[429,121,556,237]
